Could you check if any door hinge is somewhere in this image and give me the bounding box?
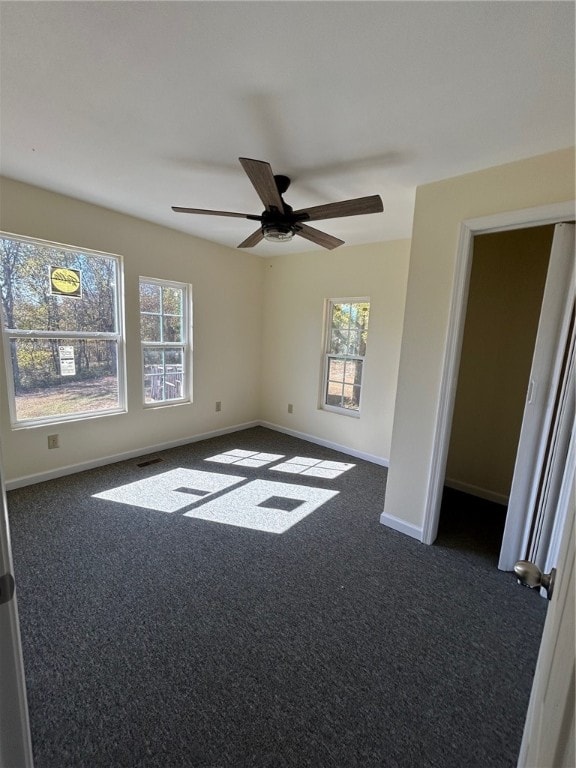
[0,572,15,606]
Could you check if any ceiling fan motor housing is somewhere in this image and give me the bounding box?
[274,174,291,195]
[261,198,305,241]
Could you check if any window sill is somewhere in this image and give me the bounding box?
[143,399,191,410]
[320,405,361,419]
[11,407,128,430]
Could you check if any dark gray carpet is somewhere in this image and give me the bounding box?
[7,427,546,768]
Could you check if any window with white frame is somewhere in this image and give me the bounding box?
[0,233,125,427]
[322,299,370,414]
[139,278,191,405]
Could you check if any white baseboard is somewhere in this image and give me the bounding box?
[379,511,423,542]
[259,421,389,467]
[6,420,388,490]
[444,477,508,506]
[5,421,260,490]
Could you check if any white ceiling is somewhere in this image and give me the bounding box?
[1,1,574,256]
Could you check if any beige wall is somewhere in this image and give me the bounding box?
[259,241,410,462]
[0,178,409,484]
[382,147,575,536]
[2,147,572,501]
[445,226,553,501]
[0,178,265,483]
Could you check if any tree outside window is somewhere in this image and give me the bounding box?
[0,234,125,426]
[139,278,191,405]
[323,299,370,414]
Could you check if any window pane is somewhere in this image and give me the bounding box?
[141,314,161,342]
[163,315,182,342]
[343,385,361,411]
[143,348,163,368]
[140,278,189,406]
[164,349,183,367]
[326,391,343,407]
[1,237,118,333]
[323,298,368,414]
[326,364,344,406]
[347,330,362,356]
[139,282,160,313]
[11,338,120,421]
[327,357,345,381]
[329,329,348,355]
[162,286,182,315]
[143,348,184,404]
[331,303,351,331]
[344,358,363,384]
[350,303,369,330]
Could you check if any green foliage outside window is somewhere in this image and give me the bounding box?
[139,278,189,405]
[325,300,370,412]
[0,234,123,424]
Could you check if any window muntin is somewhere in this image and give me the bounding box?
[0,233,125,427]
[139,278,191,405]
[322,299,369,414]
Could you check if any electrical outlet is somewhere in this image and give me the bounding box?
[215,401,222,412]
[47,434,59,449]
[288,403,294,414]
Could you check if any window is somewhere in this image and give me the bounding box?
[0,233,125,427]
[139,278,191,405]
[322,299,370,414]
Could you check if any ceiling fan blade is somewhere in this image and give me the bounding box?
[239,157,284,212]
[237,228,265,248]
[293,194,383,222]
[172,206,260,220]
[295,224,344,250]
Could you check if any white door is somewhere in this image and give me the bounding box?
[499,222,575,571]
[517,461,575,767]
[0,443,34,768]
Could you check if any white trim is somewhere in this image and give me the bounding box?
[259,420,388,466]
[321,298,370,416]
[139,276,192,407]
[444,477,508,506]
[461,201,575,234]
[0,231,127,429]
[5,419,389,490]
[543,423,575,581]
[379,511,423,541]
[422,200,575,547]
[5,421,260,490]
[0,444,34,767]
[422,222,475,545]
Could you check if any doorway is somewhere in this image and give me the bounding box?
[422,202,575,555]
[438,225,554,561]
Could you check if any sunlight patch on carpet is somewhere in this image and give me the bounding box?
[183,479,339,533]
[92,468,244,512]
[205,449,285,467]
[271,456,355,479]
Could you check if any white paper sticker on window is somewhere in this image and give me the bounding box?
[58,345,76,376]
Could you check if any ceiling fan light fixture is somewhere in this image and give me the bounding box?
[262,223,295,242]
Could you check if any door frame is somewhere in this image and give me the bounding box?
[0,439,34,766]
[421,200,575,547]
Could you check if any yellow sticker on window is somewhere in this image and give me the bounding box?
[49,267,82,297]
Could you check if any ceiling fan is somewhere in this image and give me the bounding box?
[172,157,384,250]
